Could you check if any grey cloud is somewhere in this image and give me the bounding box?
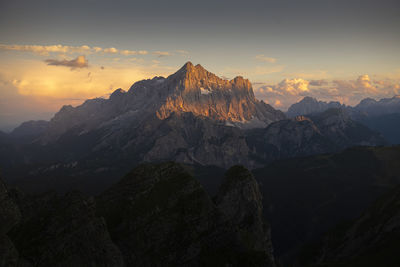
[45,55,89,69]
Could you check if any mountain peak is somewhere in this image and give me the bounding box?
[180,61,194,71]
[42,62,286,143]
[175,61,209,76]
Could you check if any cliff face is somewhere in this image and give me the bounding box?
[155,62,283,125]
[215,165,275,266]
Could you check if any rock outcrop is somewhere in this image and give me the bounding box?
[215,165,275,266]
[1,182,124,267]
[97,162,276,266]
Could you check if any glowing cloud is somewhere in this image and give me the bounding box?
[0,43,150,57]
[0,44,91,56]
[103,47,119,54]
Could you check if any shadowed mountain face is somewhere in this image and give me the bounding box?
[299,185,400,267]
[286,97,345,118]
[252,145,400,264]
[286,95,400,119]
[287,96,400,144]
[2,108,387,195]
[246,109,386,161]
[0,163,276,267]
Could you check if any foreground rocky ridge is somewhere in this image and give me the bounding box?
[0,162,276,267]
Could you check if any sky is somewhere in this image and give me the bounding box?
[0,0,399,131]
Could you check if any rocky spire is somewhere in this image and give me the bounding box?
[215,165,276,266]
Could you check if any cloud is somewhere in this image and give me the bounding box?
[332,74,378,94]
[254,74,400,110]
[120,49,148,55]
[0,43,149,57]
[103,47,119,54]
[255,54,277,63]
[0,44,91,56]
[93,47,103,53]
[0,58,175,126]
[45,55,89,69]
[153,51,171,57]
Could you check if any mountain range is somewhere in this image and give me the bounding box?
[1,62,400,266]
[286,95,400,118]
[286,95,400,144]
[0,62,389,194]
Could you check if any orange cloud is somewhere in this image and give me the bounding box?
[0,58,176,130]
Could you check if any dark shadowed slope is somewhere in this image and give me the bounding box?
[252,145,400,264]
[1,162,276,267]
[299,185,400,267]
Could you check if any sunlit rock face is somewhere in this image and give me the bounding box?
[41,62,285,143]
[155,62,283,125]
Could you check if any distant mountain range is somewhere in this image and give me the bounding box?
[0,62,392,194]
[286,95,400,144]
[287,95,400,118]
